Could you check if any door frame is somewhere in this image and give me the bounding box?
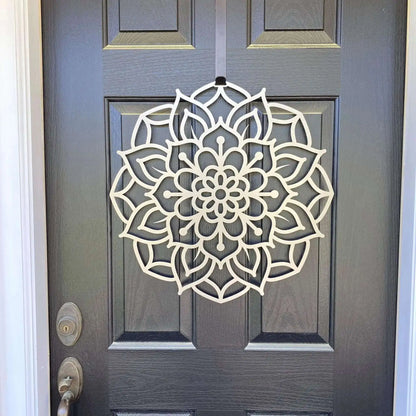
[0,0,414,415]
[393,0,416,412]
[0,0,49,415]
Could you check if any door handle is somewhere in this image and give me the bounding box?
[57,357,83,416]
[57,387,74,416]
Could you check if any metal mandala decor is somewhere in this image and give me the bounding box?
[110,81,334,303]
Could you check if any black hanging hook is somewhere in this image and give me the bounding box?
[215,76,227,85]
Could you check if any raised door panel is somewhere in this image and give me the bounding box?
[248,413,329,416]
[250,0,337,46]
[265,0,325,30]
[108,101,194,348]
[248,100,335,347]
[114,413,193,416]
[119,0,179,31]
[107,97,335,350]
[105,0,193,48]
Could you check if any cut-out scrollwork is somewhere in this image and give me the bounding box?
[110,82,334,303]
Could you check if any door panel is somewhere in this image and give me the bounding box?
[114,414,194,416]
[108,98,334,349]
[248,414,329,416]
[109,351,332,411]
[250,0,337,45]
[108,100,194,346]
[105,0,193,48]
[247,100,334,346]
[42,0,406,415]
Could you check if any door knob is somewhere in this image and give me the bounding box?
[57,357,83,416]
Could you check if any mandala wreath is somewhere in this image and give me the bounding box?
[110,81,334,303]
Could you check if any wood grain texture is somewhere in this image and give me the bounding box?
[197,412,243,416]
[115,413,193,416]
[105,0,193,48]
[265,0,325,30]
[196,296,247,348]
[333,0,406,414]
[109,350,333,412]
[108,101,193,342]
[261,241,319,334]
[119,0,178,32]
[248,101,334,345]
[248,413,329,416]
[103,49,340,97]
[42,0,109,414]
[249,0,337,46]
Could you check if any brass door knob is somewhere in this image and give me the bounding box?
[57,357,83,416]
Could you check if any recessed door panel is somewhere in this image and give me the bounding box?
[108,101,194,346]
[105,0,193,48]
[248,100,335,346]
[249,0,337,46]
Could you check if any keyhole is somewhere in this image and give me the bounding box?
[56,303,82,346]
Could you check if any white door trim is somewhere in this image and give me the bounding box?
[0,0,414,415]
[393,0,416,414]
[0,0,50,415]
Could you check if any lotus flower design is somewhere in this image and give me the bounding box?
[110,81,334,303]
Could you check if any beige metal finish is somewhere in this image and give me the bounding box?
[56,302,82,346]
[110,81,334,303]
[56,357,83,416]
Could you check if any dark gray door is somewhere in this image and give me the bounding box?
[42,0,406,415]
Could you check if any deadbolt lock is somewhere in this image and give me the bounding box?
[56,302,82,346]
